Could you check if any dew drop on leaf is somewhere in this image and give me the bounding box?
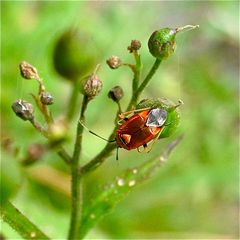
[30,232,36,238]
[117,178,125,186]
[128,180,136,187]
[132,169,138,174]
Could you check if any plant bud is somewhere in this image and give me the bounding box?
[82,74,102,99]
[148,25,199,60]
[108,86,124,102]
[19,61,39,80]
[148,28,177,60]
[127,39,141,53]
[106,56,122,69]
[12,99,34,121]
[22,144,45,165]
[53,29,98,81]
[48,119,69,145]
[40,92,54,105]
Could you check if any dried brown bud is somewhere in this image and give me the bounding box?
[22,144,46,165]
[19,61,39,80]
[127,40,141,53]
[40,92,54,105]
[83,74,102,99]
[108,86,124,102]
[12,99,34,121]
[106,56,122,69]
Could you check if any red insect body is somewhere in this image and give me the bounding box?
[116,110,162,150]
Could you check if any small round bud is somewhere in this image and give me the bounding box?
[22,144,45,165]
[148,28,177,60]
[82,74,102,99]
[19,61,39,80]
[12,99,34,121]
[127,39,141,52]
[40,92,54,105]
[53,29,98,81]
[48,119,69,145]
[108,86,124,102]
[106,56,122,69]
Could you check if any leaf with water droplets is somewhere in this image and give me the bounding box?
[79,136,182,238]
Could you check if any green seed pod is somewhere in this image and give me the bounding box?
[148,25,199,60]
[136,98,182,138]
[148,28,177,60]
[53,28,98,81]
[12,99,34,121]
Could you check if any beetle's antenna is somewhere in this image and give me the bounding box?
[79,120,115,143]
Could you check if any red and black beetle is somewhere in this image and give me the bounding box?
[116,108,167,152]
[80,98,181,159]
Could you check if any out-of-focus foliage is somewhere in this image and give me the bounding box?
[1,1,238,239]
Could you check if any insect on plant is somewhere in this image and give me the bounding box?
[81,98,183,159]
[3,24,198,240]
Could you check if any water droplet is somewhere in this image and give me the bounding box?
[128,180,136,187]
[30,232,36,238]
[160,156,166,162]
[90,213,96,219]
[117,178,125,186]
[132,169,138,174]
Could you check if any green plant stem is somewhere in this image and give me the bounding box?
[128,58,162,110]
[68,95,89,240]
[66,81,80,121]
[0,201,50,240]
[137,58,162,97]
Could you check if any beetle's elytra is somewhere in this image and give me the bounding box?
[116,108,168,151]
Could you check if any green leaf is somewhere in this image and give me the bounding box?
[0,201,50,240]
[79,137,182,239]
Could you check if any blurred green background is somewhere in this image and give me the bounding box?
[1,1,239,239]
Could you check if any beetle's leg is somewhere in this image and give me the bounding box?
[137,146,144,153]
[145,127,166,152]
[119,107,150,120]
